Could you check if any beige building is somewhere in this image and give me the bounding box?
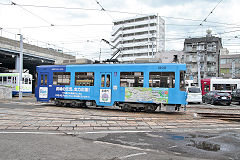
[220,54,240,78]
[184,30,222,81]
[155,50,184,63]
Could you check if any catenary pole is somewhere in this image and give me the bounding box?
[19,34,23,99]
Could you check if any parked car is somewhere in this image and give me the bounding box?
[186,87,202,103]
[202,91,231,105]
[231,89,240,104]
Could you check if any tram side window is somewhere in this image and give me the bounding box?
[213,84,237,91]
[23,77,31,84]
[101,74,105,87]
[120,72,143,87]
[149,72,175,88]
[53,72,71,85]
[204,85,210,92]
[3,77,7,84]
[44,75,47,85]
[7,76,11,84]
[180,71,185,91]
[106,74,110,87]
[0,77,2,84]
[12,77,15,84]
[75,72,94,86]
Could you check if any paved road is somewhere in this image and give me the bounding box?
[0,97,239,159]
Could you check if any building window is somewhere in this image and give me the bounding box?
[186,45,192,52]
[149,72,175,88]
[75,72,94,86]
[53,72,71,85]
[120,72,143,87]
[226,59,232,64]
[220,69,226,74]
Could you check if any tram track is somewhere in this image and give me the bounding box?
[197,112,240,122]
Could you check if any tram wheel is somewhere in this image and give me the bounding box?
[122,104,131,112]
[70,101,77,107]
[55,100,62,107]
[145,105,157,112]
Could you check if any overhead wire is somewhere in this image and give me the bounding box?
[94,0,114,20]
[199,0,224,26]
[10,1,54,26]
[1,2,240,27]
[190,0,224,35]
[1,1,240,55]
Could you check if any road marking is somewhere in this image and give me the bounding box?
[200,127,240,131]
[119,152,147,159]
[0,131,64,135]
[169,145,178,149]
[0,130,152,136]
[65,130,152,135]
[94,141,156,152]
[83,130,151,134]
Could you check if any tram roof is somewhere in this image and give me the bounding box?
[37,63,186,68]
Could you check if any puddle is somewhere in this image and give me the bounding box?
[187,134,216,139]
[188,140,220,152]
[169,135,185,140]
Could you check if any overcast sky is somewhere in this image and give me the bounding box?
[0,0,240,60]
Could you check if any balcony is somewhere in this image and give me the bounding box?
[191,58,197,62]
[119,48,152,55]
[207,68,216,72]
[111,26,157,42]
[120,41,150,48]
[112,18,157,35]
[111,34,154,45]
[207,57,215,62]
[207,47,216,52]
[187,68,198,73]
[185,58,192,62]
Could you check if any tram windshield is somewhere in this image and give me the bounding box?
[180,71,185,91]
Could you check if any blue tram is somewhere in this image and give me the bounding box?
[35,63,187,112]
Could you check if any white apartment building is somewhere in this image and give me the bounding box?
[111,14,165,62]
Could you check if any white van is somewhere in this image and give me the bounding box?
[186,87,202,103]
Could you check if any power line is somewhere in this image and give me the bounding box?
[199,0,224,26]
[190,0,224,36]
[1,2,240,27]
[94,0,114,20]
[11,1,54,26]
[4,23,112,29]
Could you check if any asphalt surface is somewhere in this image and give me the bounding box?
[0,96,239,160]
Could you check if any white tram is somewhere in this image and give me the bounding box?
[0,73,32,96]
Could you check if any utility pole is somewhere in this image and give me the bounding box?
[99,48,101,61]
[232,59,236,78]
[197,51,201,87]
[19,34,23,99]
[0,28,2,36]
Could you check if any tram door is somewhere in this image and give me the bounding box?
[39,72,49,99]
[99,73,112,103]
